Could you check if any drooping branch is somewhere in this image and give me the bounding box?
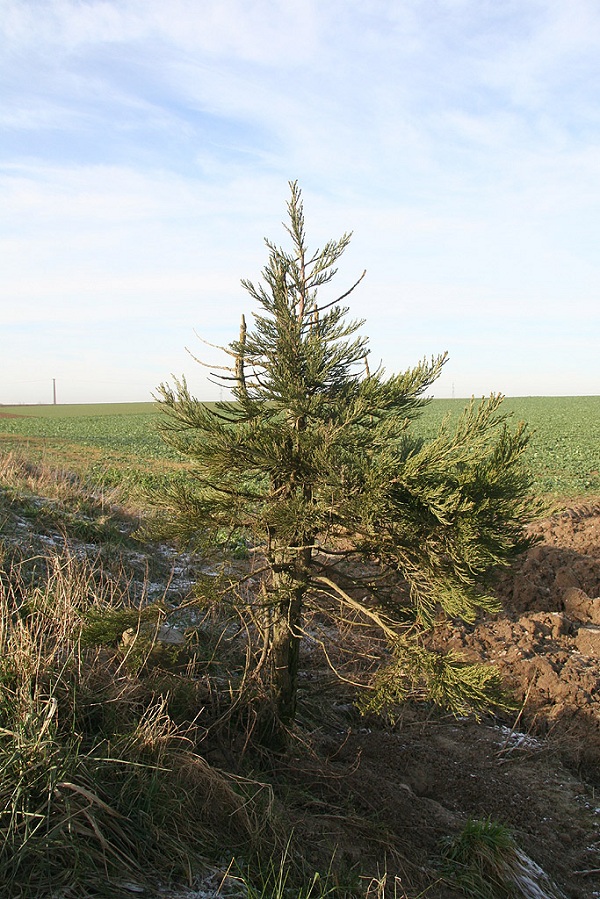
[325,269,367,310]
[297,271,368,327]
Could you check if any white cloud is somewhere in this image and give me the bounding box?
[1,0,599,401]
[1,0,321,63]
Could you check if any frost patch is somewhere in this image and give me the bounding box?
[494,725,544,752]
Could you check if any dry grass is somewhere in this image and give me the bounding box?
[0,546,278,897]
[0,449,140,526]
[0,451,477,897]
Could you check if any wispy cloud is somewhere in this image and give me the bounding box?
[1,0,599,402]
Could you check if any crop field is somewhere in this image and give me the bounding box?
[417,395,600,499]
[0,395,598,500]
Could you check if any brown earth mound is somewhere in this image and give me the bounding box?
[289,503,600,898]
[432,503,600,774]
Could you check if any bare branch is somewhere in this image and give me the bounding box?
[192,329,237,358]
[313,576,399,641]
[186,348,235,372]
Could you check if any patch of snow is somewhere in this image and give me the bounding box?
[155,868,247,899]
[494,725,544,751]
[511,848,567,898]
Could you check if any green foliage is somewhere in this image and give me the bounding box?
[80,603,164,647]
[233,845,340,899]
[155,182,537,735]
[359,639,513,721]
[416,395,600,498]
[440,817,565,899]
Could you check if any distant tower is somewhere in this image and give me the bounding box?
[53,379,57,405]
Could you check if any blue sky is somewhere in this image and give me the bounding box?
[1,0,599,404]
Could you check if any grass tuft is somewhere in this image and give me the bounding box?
[440,818,566,899]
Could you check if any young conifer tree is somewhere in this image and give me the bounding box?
[156,182,534,747]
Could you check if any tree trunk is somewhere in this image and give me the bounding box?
[258,552,307,751]
[269,584,303,727]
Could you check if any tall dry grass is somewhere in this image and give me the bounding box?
[0,547,276,898]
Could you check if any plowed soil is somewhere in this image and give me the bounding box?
[435,502,600,770]
[313,501,600,897]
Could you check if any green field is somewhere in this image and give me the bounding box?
[415,396,600,498]
[1,396,599,500]
[0,402,170,456]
